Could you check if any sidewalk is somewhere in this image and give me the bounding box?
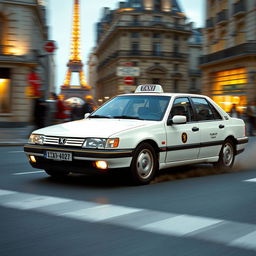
[0,126,33,146]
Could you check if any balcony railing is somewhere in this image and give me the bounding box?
[97,20,192,45]
[98,50,188,69]
[216,9,228,24]
[200,43,256,65]
[117,21,192,31]
[233,0,246,16]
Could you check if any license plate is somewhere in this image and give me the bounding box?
[45,151,72,161]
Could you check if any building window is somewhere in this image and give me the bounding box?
[173,44,179,53]
[154,0,162,11]
[132,15,139,24]
[153,33,161,39]
[174,35,179,41]
[0,14,5,53]
[174,63,179,71]
[0,68,11,113]
[174,18,179,26]
[131,0,141,8]
[153,16,162,22]
[190,78,196,90]
[153,42,161,56]
[212,68,248,113]
[152,78,160,84]
[174,79,179,92]
[131,32,140,38]
[131,42,139,54]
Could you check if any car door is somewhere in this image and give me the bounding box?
[190,97,226,159]
[165,97,200,163]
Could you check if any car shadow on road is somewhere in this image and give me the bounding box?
[151,163,250,184]
[32,163,252,189]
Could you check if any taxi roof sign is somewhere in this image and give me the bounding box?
[135,84,164,93]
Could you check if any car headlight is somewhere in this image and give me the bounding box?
[82,138,119,149]
[28,134,44,145]
[82,138,107,149]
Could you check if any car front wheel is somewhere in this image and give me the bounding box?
[130,143,158,185]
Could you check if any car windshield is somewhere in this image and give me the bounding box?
[90,95,171,121]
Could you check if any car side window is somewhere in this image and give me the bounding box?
[209,103,223,120]
[170,97,195,122]
[191,97,216,121]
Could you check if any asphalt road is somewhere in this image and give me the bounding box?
[0,138,256,256]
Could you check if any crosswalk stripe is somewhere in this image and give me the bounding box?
[0,189,16,196]
[0,188,256,252]
[141,215,223,236]
[63,204,142,222]
[229,231,256,250]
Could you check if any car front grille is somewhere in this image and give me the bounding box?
[44,136,84,147]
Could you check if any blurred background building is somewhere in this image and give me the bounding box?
[0,0,55,127]
[200,0,256,114]
[92,0,202,103]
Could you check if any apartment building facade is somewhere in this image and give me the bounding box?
[0,0,55,127]
[94,0,202,102]
[201,0,256,114]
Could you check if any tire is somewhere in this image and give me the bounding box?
[130,143,158,185]
[44,169,70,178]
[214,139,235,169]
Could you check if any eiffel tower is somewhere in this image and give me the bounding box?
[60,0,92,102]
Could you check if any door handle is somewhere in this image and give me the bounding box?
[192,127,199,132]
[219,124,225,129]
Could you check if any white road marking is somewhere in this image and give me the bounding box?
[12,171,45,175]
[8,151,24,153]
[229,231,256,250]
[63,204,142,222]
[0,189,17,196]
[0,188,255,252]
[3,196,71,210]
[244,178,256,182]
[142,215,223,236]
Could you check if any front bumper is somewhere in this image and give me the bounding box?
[24,144,133,173]
[236,137,249,155]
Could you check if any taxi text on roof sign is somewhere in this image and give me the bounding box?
[135,84,164,93]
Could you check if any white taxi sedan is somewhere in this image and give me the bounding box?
[24,85,248,185]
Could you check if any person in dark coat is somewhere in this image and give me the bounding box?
[33,95,47,129]
[81,99,94,117]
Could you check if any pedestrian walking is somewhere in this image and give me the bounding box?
[70,103,81,120]
[81,99,94,117]
[247,100,256,136]
[33,93,47,129]
[230,103,239,118]
[55,95,69,123]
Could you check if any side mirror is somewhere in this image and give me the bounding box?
[84,113,90,119]
[167,115,187,125]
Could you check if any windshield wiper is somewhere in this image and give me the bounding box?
[113,115,144,120]
[89,115,111,119]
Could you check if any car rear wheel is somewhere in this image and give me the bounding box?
[214,139,235,169]
[44,169,70,178]
[130,143,158,185]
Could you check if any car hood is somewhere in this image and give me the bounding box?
[33,118,150,138]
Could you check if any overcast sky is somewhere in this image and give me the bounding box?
[47,0,205,92]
